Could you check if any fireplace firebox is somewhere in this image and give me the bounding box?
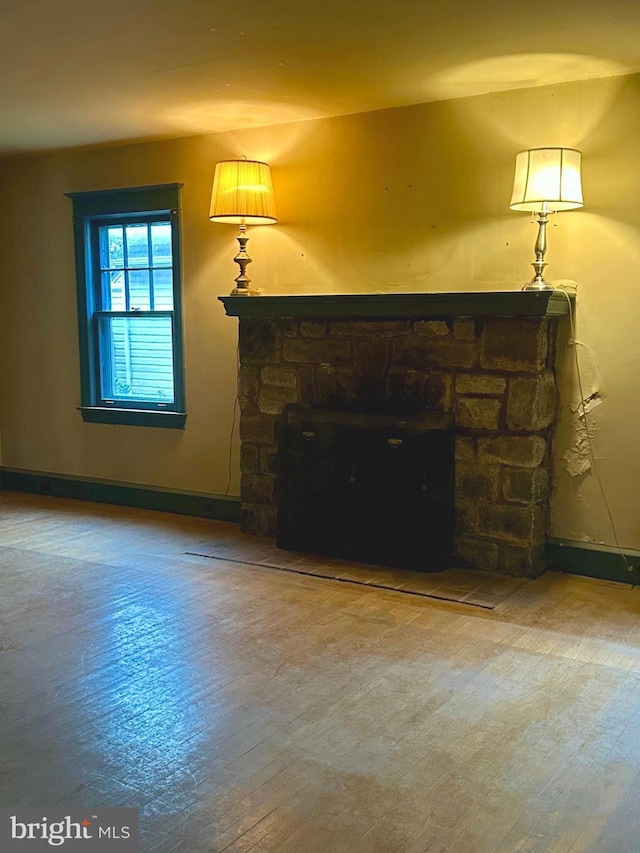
[278,406,454,571]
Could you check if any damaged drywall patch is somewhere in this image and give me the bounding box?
[561,340,603,477]
[563,418,597,476]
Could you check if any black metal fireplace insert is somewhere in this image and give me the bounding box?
[277,406,455,572]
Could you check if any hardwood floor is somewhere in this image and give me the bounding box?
[1,491,640,852]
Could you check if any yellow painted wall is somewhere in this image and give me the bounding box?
[0,73,638,547]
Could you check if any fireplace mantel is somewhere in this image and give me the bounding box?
[219,290,572,320]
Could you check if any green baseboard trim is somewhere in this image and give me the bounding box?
[0,467,241,524]
[2,471,637,581]
[546,537,640,585]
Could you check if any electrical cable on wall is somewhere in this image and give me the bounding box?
[224,342,240,497]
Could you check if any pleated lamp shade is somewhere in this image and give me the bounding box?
[209,159,277,225]
[510,148,583,213]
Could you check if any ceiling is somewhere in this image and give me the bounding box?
[1,0,639,155]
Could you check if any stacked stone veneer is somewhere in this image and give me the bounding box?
[238,315,559,578]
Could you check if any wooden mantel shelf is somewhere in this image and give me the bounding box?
[218,290,573,320]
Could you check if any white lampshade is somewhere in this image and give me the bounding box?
[510,148,583,212]
[209,159,277,225]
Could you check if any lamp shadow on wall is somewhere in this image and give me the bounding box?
[576,73,640,225]
[551,72,640,320]
[434,53,628,149]
[163,99,317,156]
[265,102,516,293]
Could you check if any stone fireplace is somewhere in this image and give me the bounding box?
[220,291,571,578]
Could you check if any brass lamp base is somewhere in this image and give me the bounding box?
[523,208,556,292]
[523,278,555,292]
[230,222,254,296]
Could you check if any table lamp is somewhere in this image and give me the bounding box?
[510,147,583,291]
[210,158,277,295]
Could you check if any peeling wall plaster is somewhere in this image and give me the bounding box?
[557,339,604,478]
[563,418,597,477]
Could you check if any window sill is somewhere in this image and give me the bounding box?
[79,407,187,429]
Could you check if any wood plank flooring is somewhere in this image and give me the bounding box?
[1,491,640,852]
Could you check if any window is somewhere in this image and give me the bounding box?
[67,184,186,428]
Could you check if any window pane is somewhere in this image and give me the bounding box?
[129,270,150,310]
[102,270,126,310]
[151,222,172,267]
[152,269,174,310]
[98,314,175,404]
[126,224,149,268]
[101,225,124,269]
